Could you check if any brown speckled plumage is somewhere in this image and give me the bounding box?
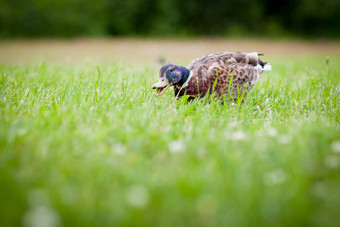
[177,52,270,99]
[153,52,271,100]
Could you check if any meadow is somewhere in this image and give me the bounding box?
[0,48,340,226]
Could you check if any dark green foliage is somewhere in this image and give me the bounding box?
[0,0,339,38]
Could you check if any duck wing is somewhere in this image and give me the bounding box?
[176,52,270,98]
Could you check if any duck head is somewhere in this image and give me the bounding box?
[152,64,191,96]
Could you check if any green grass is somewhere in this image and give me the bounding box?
[1,56,340,227]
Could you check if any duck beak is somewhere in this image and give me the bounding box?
[152,79,170,96]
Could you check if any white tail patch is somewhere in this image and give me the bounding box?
[254,64,262,71]
[263,63,272,71]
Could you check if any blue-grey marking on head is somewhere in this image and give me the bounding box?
[153,64,191,96]
[159,64,174,78]
[161,64,190,86]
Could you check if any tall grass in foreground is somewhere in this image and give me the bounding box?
[0,56,340,226]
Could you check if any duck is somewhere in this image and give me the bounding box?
[152,52,271,101]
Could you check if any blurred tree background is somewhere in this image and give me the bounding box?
[0,0,339,38]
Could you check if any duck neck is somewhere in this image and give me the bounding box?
[179,69,192,86]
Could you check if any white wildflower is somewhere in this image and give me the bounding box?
[112,144,126,156]
[23,205,60,227]
[125,185,149,208]
[228,122,238,128]
[197,148,206,159]
[324,156,339,169]
[168,140,185,153]
[267,127,278,137]
[256,105,261,112]
[231,131,247,141]
[262,169,287,185]
[278,134,292,144]
[312,182,328,199]
[331,141,340,153]
[23,189,60,227]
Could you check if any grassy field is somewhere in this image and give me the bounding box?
[1,52,340,226]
